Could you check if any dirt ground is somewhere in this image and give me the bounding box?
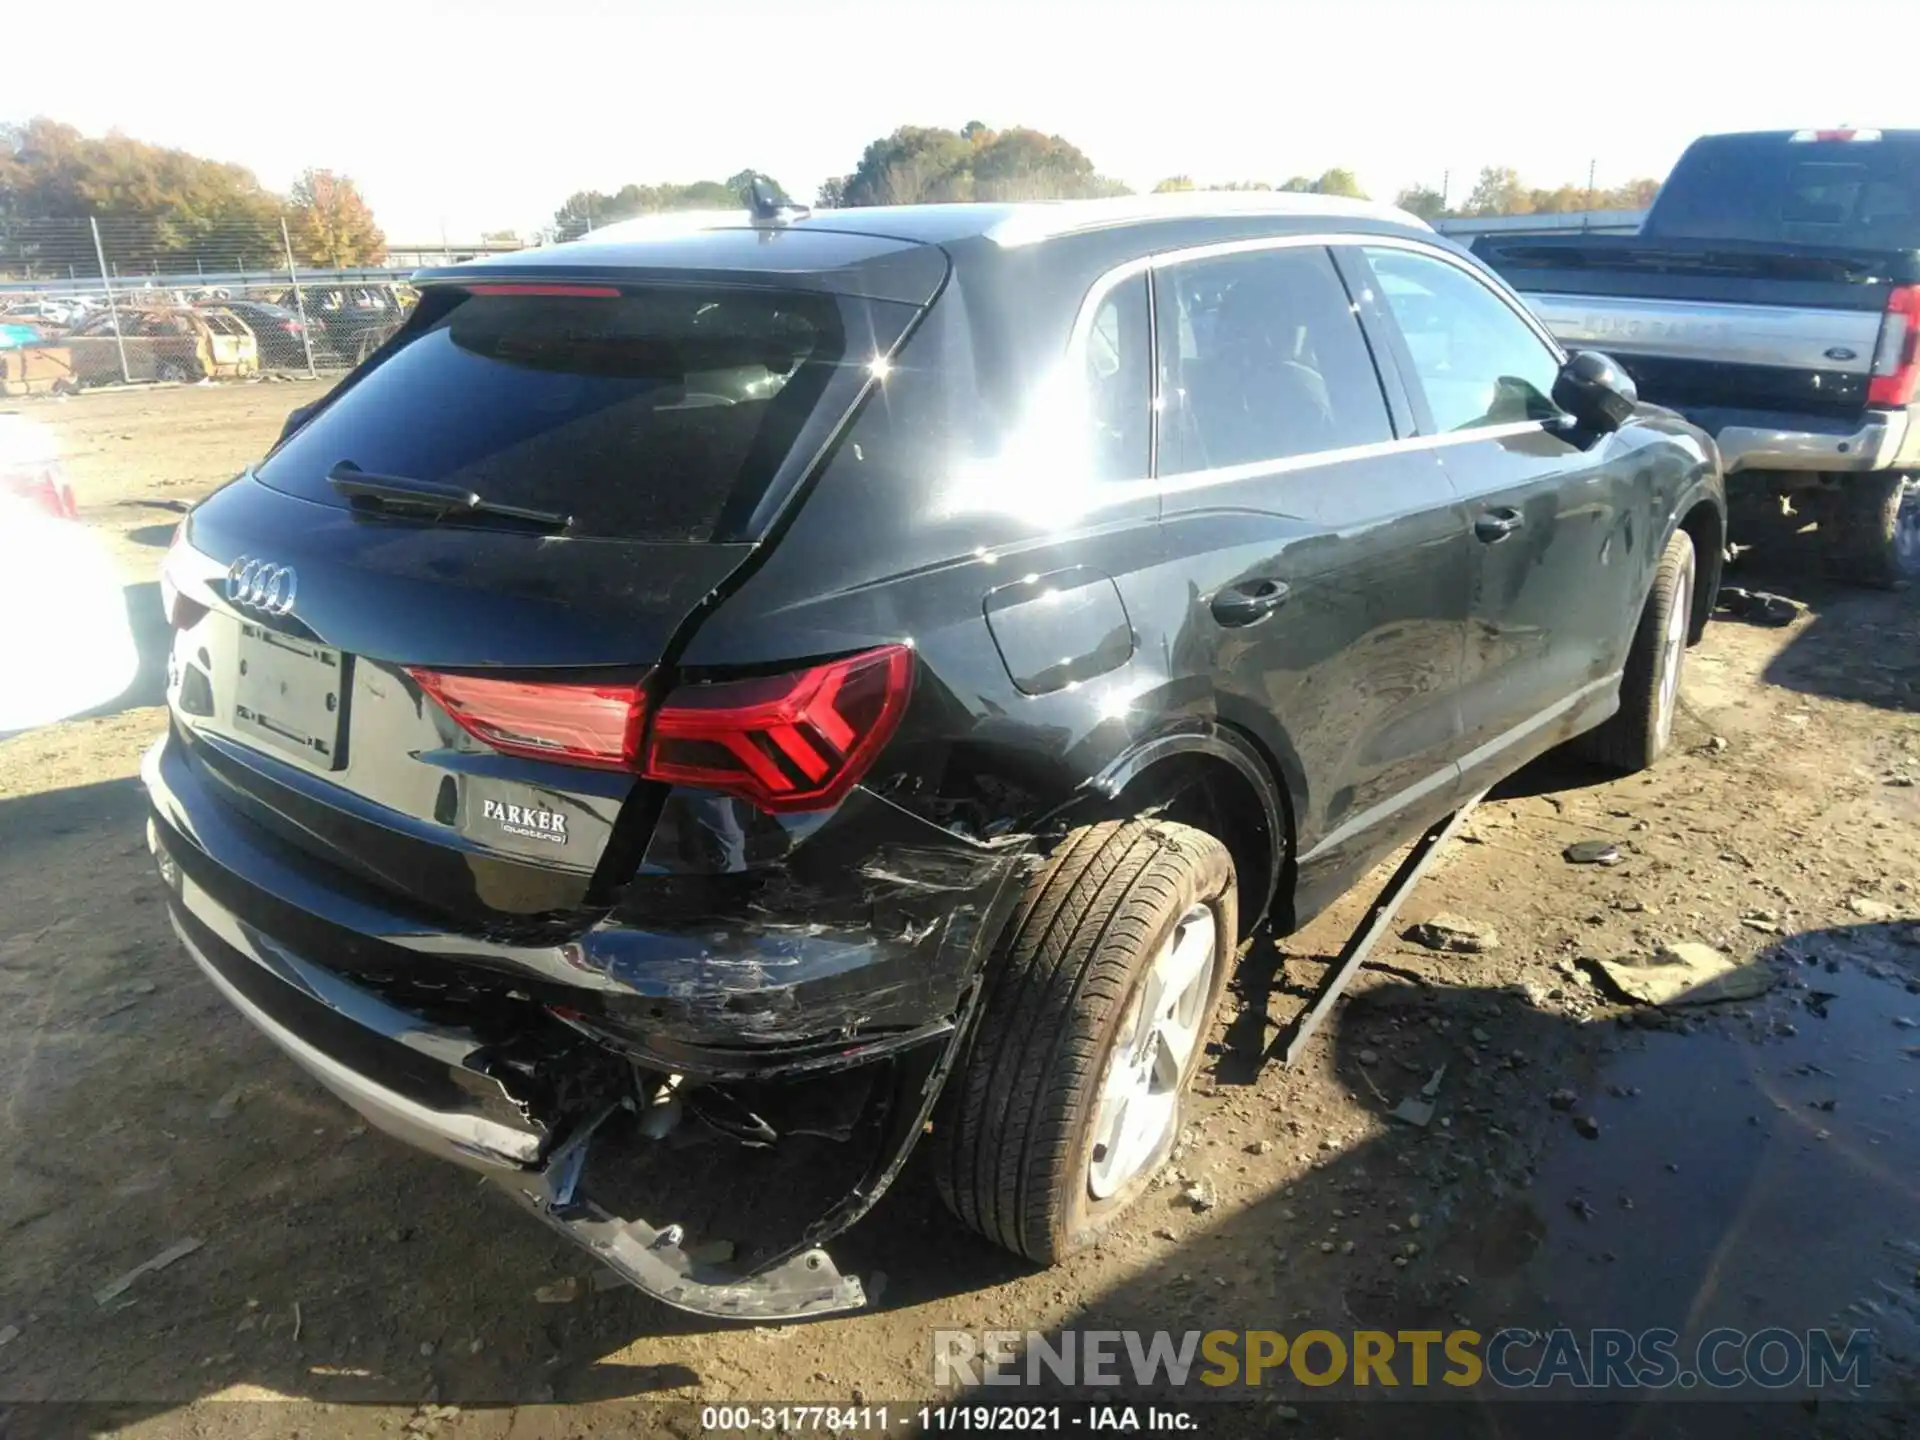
[2,384,1918,1437]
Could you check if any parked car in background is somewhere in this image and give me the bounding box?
[0,411,139,734]
[147,194,1723,1320]
[197,298,315,371]
[1475,128,1920,586]
[294,284,412,365]
[64,306,259,385]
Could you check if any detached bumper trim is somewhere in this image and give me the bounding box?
[166,902,546,1171]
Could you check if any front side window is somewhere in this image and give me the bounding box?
[1361,247,1562,434]
[1155,245,1392,474]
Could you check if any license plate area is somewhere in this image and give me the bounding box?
[234,624,348,769]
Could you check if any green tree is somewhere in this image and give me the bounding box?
[551,173,786,238]
[1153,175,1196,193]
[1312,168,1367,199]
[1394,184,1449,221]
[288,169,387,267]
[1,116,288,268]
[840,126,978,206]
[1277,169,1367,198]
[837,123,1127,206]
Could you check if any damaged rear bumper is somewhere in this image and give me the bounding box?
[143,734,1032,1319]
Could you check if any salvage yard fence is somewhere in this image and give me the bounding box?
[0,216,525,389]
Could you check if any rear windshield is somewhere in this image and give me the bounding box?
[255,286,849,541]
[1648,134,1920,249]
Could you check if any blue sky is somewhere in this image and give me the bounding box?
[9,0,1913,240]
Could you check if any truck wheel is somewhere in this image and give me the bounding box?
[1823,474,1917,589]
[933,819,1236,1263]
[1576,527,1696,774]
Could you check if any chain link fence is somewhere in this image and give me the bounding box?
[1,217,524,392]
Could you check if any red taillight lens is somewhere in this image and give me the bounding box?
[407,645,913,812]
[1869,284,1920,408]
[3,467,76,520]
[642,645,914,812]
[407,669,648,771]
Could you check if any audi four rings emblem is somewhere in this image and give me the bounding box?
[225,558,298,616]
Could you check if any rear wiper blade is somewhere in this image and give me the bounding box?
[327,463,572,531]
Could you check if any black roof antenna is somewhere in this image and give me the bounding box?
[743,174,809,225]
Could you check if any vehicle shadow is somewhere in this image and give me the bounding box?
[952,925,1920,1437]
[1721,558,1920,715]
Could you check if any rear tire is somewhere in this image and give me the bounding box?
[1822,473,1917,590]
[932,819,1236,1264]
[1576,528,1696,774]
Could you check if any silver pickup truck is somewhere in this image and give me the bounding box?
[1476,129,1920,587]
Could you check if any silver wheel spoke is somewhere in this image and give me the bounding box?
[1085,903,1218,1201]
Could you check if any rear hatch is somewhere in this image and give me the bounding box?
[162,232,943,930]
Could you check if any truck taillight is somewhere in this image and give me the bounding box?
[642,645,915,813]
[1790,128,1882,143]
[408,644,914,812]
[1869,284,1920,408]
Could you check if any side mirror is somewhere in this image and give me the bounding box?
[1552,349,1638,433]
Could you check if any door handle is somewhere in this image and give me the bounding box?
[1474,507,1525,543]
[1210,578,1291,627]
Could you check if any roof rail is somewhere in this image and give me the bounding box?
[985,191,1431,247]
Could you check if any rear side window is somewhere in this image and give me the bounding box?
[1155,245,1392,473]
[1084,273,1152,481]
[256,287,850,541]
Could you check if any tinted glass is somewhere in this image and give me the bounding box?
[1647,134,1920,248]
[1156,245,1391,473]
[1363,248,1562,434]
[257,287,849,541]
[1083,273,1152,480]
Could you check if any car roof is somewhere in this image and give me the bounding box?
[416,193,1434,297]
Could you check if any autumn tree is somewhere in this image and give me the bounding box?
[1453,166,1665,218]
[1153,176,1196,193]
[287,169,386,267]
[1464,166,1531,217]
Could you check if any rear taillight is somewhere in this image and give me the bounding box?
[1869,284,1920,408]
[1790,128,1883,143]
[407,669,648,771]
[643,645,914,813]
[159,525,206,630]
[2,467,77,520]
[407,644,914,812]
